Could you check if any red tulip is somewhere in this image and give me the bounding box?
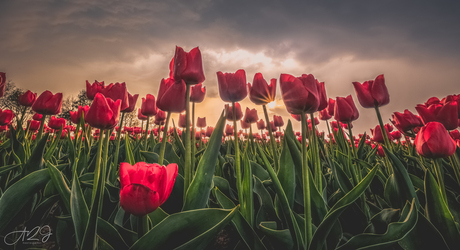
[352,74,390,108]
[273,115,284,127]
[0,72,5,97]
[48,116,66,130]
[119,162,178,216]
[390,130,402,140]
[86,80,104,100]
[225,124,234,136]
[205,126,214,137]
[85,93,121,130]
[241,120,250,129]
[334,95,359,123]
[308,118,320,125]
[18,90,37,107]
[32,90,63,115]
[197,117,206,128]
[154,110,166,125]
[0,109,15,126]
[179,113,189,128]
[243,108,258,124]
[226,103,243,121]
[123,92,139,113]
[100,82,129,112]
[171,46,205,85]
[391,109,423,135]
[0,125,8,132]
[415,122,456,158]
[33,113,43,121]
[317,81,328,111]
[248,73,276,105]
[28,120,41,131]
[450,129,460,140]
[190,83,206,103]
[141,94,157,117]
[291,113,308,122]
[257,119,265,130]
[425,97,440,106]
[415,101,458,130]
[270,121,277,132]
[327,98,335,117]
[195,131,202,140]
[385,124,394,132]
[138,108,148,121]
[371,125,391,143]
[70,105,90,124]
[280,73,320,114]
[318,109,331,120]
[156,78,186,113]
[217,69,247,102]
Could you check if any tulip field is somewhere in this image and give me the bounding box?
[1,47,460,250]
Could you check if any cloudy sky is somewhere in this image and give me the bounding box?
[1,0,460,134]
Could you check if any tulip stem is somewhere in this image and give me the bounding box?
[144,116,150,151]
[158,112,171,166]
[233,102,244,209]
[263,105,279,172]
[184,85,192,197]
[91,129,105,207]
[113,112,125,182]
[191,102,196,177]
[36,114,46,142]
[301,111,312,249]
[310,112,322,191]
[374,105,392,151]
[138,215,149,238]
[433,158,448,203]
[449,154,460,186]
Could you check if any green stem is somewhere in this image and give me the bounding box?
[301,111,312,249]
[138,215,149,238]
[310,112,322,191]
[191,102,196,177]
[433,158,447,203]
[36,114,46,142]
[374,105,392,150]
[144,116,150,151]
[113,112,125,177]
[91,129,105,206]
[450,154,460,186]
[233,102,244,208]
[263,105,279,172]
[140,120,144,139]
[158,112,171,165]
[249,125,255,155]
[184,85,192,197]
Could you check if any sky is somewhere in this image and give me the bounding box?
[1,0,460,134]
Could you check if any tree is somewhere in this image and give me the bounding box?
[0,81,34,124]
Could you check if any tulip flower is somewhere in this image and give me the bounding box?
[334,95,359,123]
[270,121,277,132]
[100,82,129,112]
[123,92,139,113]
[257,119,265,130]
[138,108,148,120]
[217,69,247,102]
[371,125,392,143]
[197,117,206,128]
[156,78,186,113]
[280,73,321,114]
[179,113,189,128]
[32,90,63,115]
[243,108,258,124]
[190,83,206,103]
[171,46,205,85]
[291,114,308,122]
[327,98,335,117]
[318,108,332,120]
[86,80,104,100]
[248,73,276,105]
[273,115,284,127]
[391,109,423,135]
[241,120,250,129]
[154,110,166,125]
[141,94,157,117]
[205,126,214,137]
[119,162,178,216]
[33,113,43,121]
[85,93,121,130]
[70,105,90,125]
[415,101,458,130]
[415,122,456,158]
[352,74,389,108]
[0,72,5,97]
[390,130,402,140]
[28,120,41,131]
[309,118,320,126]
[0,109,15,126]
[317,81,328,111]
[18,90,37,107]
[226,103,243,121]
[225,124,234,136]
[425,97,440,106]
[48,116,66,130]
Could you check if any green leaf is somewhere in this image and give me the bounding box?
[242,152,254,227]
[47,161,71,213]
[130,207,238,250]
[147,207,169,228]
[277,135,296,208]
[71,171,89,246]
[259,221,294,249]
[0,164,20,176]
[97,218,129,250]
[182,110,225,211]
[124,136,135,165]
[23,133,49,175]
[140,150,159,163]
[399,212,450,250]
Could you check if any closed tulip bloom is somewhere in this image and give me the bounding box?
[352,74,390,108]
[280,73,320,114]
[226,103,243,121]
[0,72,5,97]
[205,126,214,137]
[371,125,391,143]
[18,90,37,107]
[334,95,359,122]
[415,101,458,130]
[318,109,332,120]
[156,78,187,113]
[190,83,206,103]
[70,105,90,124]
[32,90,63,115]
[197,117,206,128]
[100,82,129,111]
[328,98,335,116]
[308,118,320,125]
[270,121,277,132]
[0,109,15,126]
[291,113,309,122]
[425,97,440,106]
[172,46,205,85]
[317,81,328,111]
[390,130,402,140]
[415,122,456,158]
[217,69,247,102]
[241,119,250,129]
[141,94,157,117]
[154,110,166,125]
[243,108,258,124]
[119,162,178,216]
[257,119,265,130]
[391,109,423,135]
[33,113,43,121]
[248,73,276,105]
[179,113,189,128]
[123,92,139,113]
[85,93,121,130]
[225,124,234,136]
[273,115,284,127]
[138,108,148,121]
[29,120,41,131]
[86,80,104,100]
[48,116,66,130]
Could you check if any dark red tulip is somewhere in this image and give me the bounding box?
[154,110,166,125]
[0,72,5,97]
[273,115,284,127]
[334,95,359,123]
[226,103,243,121]
[291,114,308,122]
[85,93,121,130]
[257,119,265,130]
[70,105,90,124]
[0,109,15,126]
[48,116,66,130]
[425,97,440,106]
[327,98,335,117]
[415,122,456,158]
[442,94,460,118]
[141,94,157,117]
[270,121,277,132]
[195,131,202,140]
[243,108,258,124]
[352,74,390,108]
[385,124,394,132]
[318,109,332,120]
[18,90,37,107]
[190,83,206,103]
[217,69,247,102]
[280,73,320,114]
[138,108,148,121]
[123,92,139,113]
[205,126,214,137]
[156,78,186,113]
[415,101,458,130]
[171,46,205,85]
[450,130,460,140]
[391,109,423,135]
[241,120,250,129]
[179,113,189,128]
[248,73,276,105]
[100,82,129,112]
[225,124,234,136]
[371,125,391,143]
[32,90,63,115]
[29,120,41,131]
[86,80,104,100]
[308,118,320,126]
[33,113,43,121]
[390,130,402,140]
[197,117,206,128]
[119,162,178,216]
[317,81,328,111]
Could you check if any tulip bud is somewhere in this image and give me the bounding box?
[0,109,15,126]
[415,122,456,158]
[18,90,37,107]
[334,95,359,123]
[172,46,205,85]
[190,83,206,103]
[352,74,390,108]
[243,107,258,124]
[32,90,63,115]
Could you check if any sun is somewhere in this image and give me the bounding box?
[267,100,276,109]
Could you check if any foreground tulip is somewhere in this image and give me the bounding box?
[172,46,205,85]
[248,73,276,105]
[280,73,320,114]
[48,116,66,130]
[141,94,157,117]
[32,90,63,115]
[415,122,456,158]
[156,78,186,113]
[86,80,104,100]
[243,108,258,124]
[100,82,129,111]
[217,69,247,102]
[0,109,15,126]
[226,103,243,121]
[18,90,37,107]
[352,74,389,108]
[119,162,178,216]
[190,83,206,103]
[85,93,121,130]
[70,105,90,124]
[334,95,359,123]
